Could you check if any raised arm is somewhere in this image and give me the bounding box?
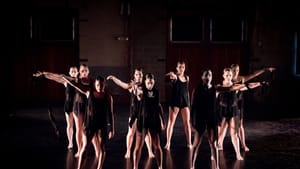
[243,82,263,91]
[61,76,89,97]
[33,71,70,85]
[243,67,276,83]
[215,84,247,92]
[165,71,177,80]
[106,75,132,90]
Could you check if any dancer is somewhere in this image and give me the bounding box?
[164,61,192,150]
[217,64,275,151]
[106,68,155,158]
[33,66,79,149]
[216,67,250,160]
[72,64,93,157]
[74,75,115,169]
[190,69,219,169]
[132,73,165,169]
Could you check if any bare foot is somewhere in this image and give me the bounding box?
[74,152,79,158]
[164,143,170,150]
[242,146,250,152]
[236,155,244,160]
[68,144,73,149]
[217,143,223,150]
[187,144,193,149]
[148,152,155,158]
[124,151,130,158]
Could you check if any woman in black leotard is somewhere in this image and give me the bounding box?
[164,61,192,150]
[33,66,79,149]
[72,64,93,157]
[106,68,154,158]
[190,69,219,169]
[132,73,165,169]
[76,75,115,169]
[217,64,275,152]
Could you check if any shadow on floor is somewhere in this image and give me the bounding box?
[4,103,300,169]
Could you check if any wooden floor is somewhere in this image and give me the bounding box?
[4,103,300,169]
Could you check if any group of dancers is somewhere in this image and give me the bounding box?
[33,61,275,169]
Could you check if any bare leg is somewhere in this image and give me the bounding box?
[65,112,74,149]
[229,118,243,160]
[180,107,192,148]
[133,131,145,169]
[125,118,137,158]
[96,131,105,169]
[74,113,84,157]
[208,129,219,169]
[164,107,179,150]
[77,133,88,169]
[191,131,201,169]
[217,118,228,150]
[145,132,155,158]
[238,118,249,151]
[92,136,100,157]
[151,132,163,169]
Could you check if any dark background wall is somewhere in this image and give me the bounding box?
[6,0,300,119]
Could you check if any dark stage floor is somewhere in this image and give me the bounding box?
[4,103,300,169]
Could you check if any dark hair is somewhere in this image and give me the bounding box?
[95,75,106,91]
[230,64,239,69]
[201,68,212,76]
[80,63,88,67]
[223,67,232,73]
[134,67,143,72]
[144,73,155,80]
[177,60,186,66]
[143,73,156,90]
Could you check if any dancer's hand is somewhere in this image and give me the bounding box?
[106,75,115,80]
[33,71,43,77]
[108,131,115,139]
[266,67,276,72]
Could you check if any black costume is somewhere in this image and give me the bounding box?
[84,89,113,141]
[217,86,238,122]
[191,84,218,137]
[64,81,76,114]
[132,87,164,134]
[169,75,190,108]
[73,77,92,116]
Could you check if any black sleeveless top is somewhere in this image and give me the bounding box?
[169,75,190,108]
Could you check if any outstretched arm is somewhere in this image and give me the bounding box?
[61,76,89,97]
[106,75,132,90]
[33,71,72,85]
[243,67,276,83]
[242,82,263,91]
[217,82,262,92]
[165,71,177,80]
[216,84,247,92]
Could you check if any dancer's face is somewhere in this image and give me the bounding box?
[223,70,233,82]
[95,80,101,92]
[69,67,78,78]
[145,78,155,90]
[134,70,143,83]
[176,63,186,75]
[231,65,240,79]
[79,65,89,78]
[201,70,212,85]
